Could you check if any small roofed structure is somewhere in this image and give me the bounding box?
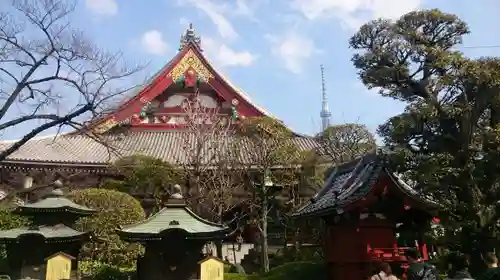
[0,188,95,280]
[117,184,229,280]
[293,152,439,280]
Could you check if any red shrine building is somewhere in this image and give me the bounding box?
[0,24,318,171]
[294,153,439,280]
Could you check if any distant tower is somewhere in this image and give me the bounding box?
[320,64,331,132]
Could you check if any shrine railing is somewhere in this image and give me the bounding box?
[366,245,428,262]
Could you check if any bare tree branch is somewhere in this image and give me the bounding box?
[0,0,145,160]
[177,87,235,208]
[0,103,90,161]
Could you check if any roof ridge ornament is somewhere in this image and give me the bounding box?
[48,188,64,197]
[170,184,183,199]
[166,184,186,207]
[179,23,202,51]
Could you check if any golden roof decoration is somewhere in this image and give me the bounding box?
[168,49,213,83]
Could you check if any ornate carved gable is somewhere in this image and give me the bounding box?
[168,49,213,83]
[89,24,270,134]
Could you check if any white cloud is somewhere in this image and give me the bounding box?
[85,0,118,16]
[291,0,422,29]
[267,33,316,74]
[234,0,253,17]
[141,30,168,56]
[184,0,238,40]
[233,0,264,19]
[203,37,256,67]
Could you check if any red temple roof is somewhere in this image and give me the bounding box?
[88,24,272,134]
[0,25,323,169]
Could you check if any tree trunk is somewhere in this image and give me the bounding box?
[468,229,494,276]
[260,182,270,272]
[215,240,223,260]
[232,242,237,265]
[216,211,224,259]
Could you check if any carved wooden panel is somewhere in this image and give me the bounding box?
[168,49,214,82]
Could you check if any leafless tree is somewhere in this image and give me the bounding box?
[235,116,304,272]
[317,123,376,164]
[177,87,249,259]
[177,88,234,201]
[0,0,144,161]
[203,147,247,224]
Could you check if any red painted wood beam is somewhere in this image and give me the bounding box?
[113,75,174,121]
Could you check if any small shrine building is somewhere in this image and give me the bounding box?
[116,185,229,280]
[0,188,95,280]
[293,152,439,280]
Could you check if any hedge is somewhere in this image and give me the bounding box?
[224,262,326,280]
[0,208,30,272]
[259,261,327,280]
[224,273,252,280]
[79,261,135,280]
[70,188,146,267]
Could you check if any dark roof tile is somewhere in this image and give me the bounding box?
[294,152,438,217]
[294,154,382,217]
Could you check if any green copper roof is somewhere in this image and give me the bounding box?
[0,224,88,242]
[117,206,229,238]
[118,187,229,241]
[16,189,95,215]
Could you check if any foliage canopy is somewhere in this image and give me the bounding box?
[70,188,146,267]
[235,117,306,272]
[350,8,500,271]
[105,155,181,211]
[317,123,376,164]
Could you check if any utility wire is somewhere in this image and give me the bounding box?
[458,45,500,49]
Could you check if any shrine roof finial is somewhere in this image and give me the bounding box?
[170,184,183,199]
[179,23,202,51]
[165,184,186,207]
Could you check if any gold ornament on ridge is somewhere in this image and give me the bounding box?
[168,49,213,82]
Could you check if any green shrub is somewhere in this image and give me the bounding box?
[0,208,30,271]
[70,188,146,267]
[225,262,326,280]
[0,208,30,229]
[79,260,134,280]
[104,155,181,212]
[260,261,327,280]
[224,273,249,280]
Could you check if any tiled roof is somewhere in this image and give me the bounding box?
[0,131,321,167]
[294,153,382,217]
[117,202,228,240]
[0,224,87,241]
[293,153,437,217]
[104,55,178,114]
[17,191,95,215]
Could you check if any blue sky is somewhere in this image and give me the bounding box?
[4,0,500,139]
